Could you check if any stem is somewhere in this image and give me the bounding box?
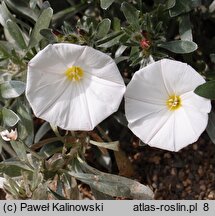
[30,137,62,151]
[96,125,112,142]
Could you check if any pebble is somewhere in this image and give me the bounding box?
[192,144,198,150]
[208,191,215,199]
[198,166,204,177]
[171,168,177,176]
[200,185,206,191]
[133,153,142,161]
[163,153,171,159]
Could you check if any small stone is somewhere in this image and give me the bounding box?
[188,173,194,180]
[198,166,204,177]
[186,187,192,194]
[171,168,177,176]
[200,185,206,191]
[183,180,188,187]
[200,191,205,197]
[176,184,183,190]
[163,153,171,159]
[192,144,198,150]
[208,191,215,199]
[181,191,187,198]
[186,179,192,185]
[149,156,161,164]
[152,175,158,182]
[152,183,157,189]
[132,141,139,148]
[178,170,185,180]
[159,183,164,188]
[133,153,142,161]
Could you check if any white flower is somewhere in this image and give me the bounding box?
[0,128,18,141]
[125,59,211,152]
[26,43,125,131]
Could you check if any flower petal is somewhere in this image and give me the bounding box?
[28,44,67,74]
[0,130,11,141]
[35,74,125,131]
[54,44,124,85]
[146,112,175,151]
[125,62,169,104]
[54,43,86,68]
[77,46,125,85]
[160,59,206,95]
[26,74,69,117]
[181,91,211,113]
[128,110,175,151]
[81,73,125,129]
[38,83,93,130]
[125,97,166,124]
[173,107,208,151]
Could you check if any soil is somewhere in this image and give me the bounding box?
[0,189,6,200]
[121,133,215,200]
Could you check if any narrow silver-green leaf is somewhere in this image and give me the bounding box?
[89,140,119,151]
[49,188,68,200]
[121,2,140,30]
[166,0,176,9]
[34,122,51,143]
[0,1,16,26]
[4,0,39,21]
[69,171,131,198]
[3,175,24,197]
[96,18,111,39]
[10,140,28,162]
[179,14,192,41]
[194,80,215,100]
[169,0,191,17]
[67,158,154,199]
[32,183,48,200]
[0,158,32,177]
[113,17,121,31]
[28,7,53,48]
[6,20,27,50]
[40,29,58,43]
[158,40,197,54]
[0,80,26,99]
[17,103,34,145]
[100,0,115,10]
[0,41,12,58]
[29,0,38,9]
[210,54,215,64]
[115,45,127,58]
[97,32,124,48]
[2,108,20,127]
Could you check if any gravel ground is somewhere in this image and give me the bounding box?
[121,133,215,200]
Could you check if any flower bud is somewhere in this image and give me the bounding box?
[0,129,18,141]
[140,39,151,49]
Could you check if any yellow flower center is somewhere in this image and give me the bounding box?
[65,66,84,81]
[166,95,181,111]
